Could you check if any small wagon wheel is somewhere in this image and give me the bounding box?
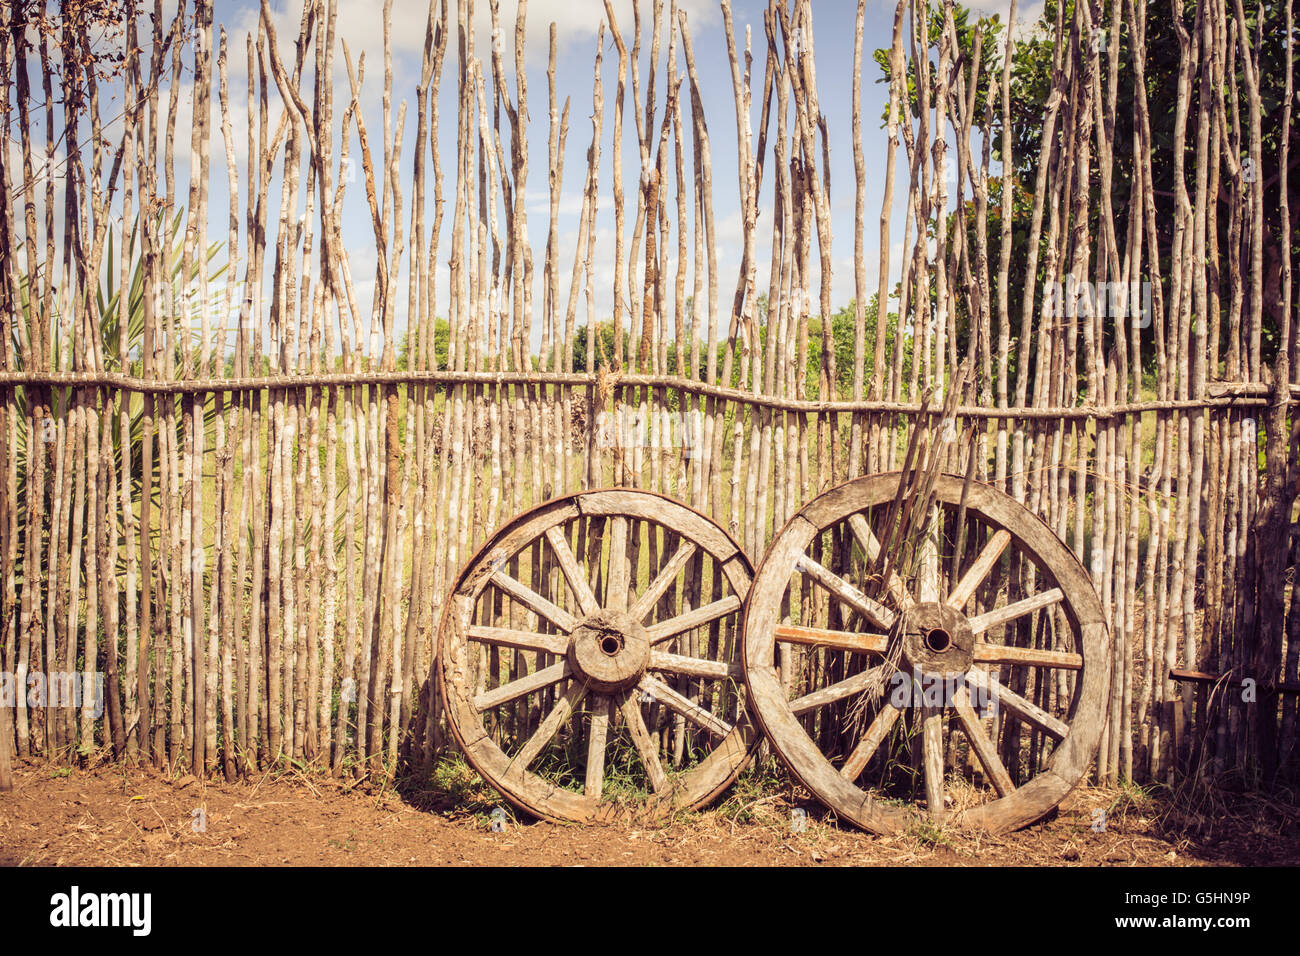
[439,489,757,823]
[742,472,1110,833]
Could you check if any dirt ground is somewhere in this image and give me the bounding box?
[2,756,1297,867]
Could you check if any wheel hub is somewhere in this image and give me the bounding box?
[897,602,975,676]
[567,609,650,693]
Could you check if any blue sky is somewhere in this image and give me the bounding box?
[11,0,1040,361]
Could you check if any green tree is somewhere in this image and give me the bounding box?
[396,318,450,372]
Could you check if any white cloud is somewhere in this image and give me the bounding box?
[233,0,720,74]
[963,0,1049,48]
[7,138,69,263]
[455,0,720,65]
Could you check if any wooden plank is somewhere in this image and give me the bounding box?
[774,623,890,655]
[947,529,1011,609]
[921,704,946,821]
[917,513,941,603]
[966,587,1064,634]
[1169,669,1300,695]
[639,675,732,738]
[967,669,1069,740]
[846,512,915,609]
[619,690,668,793]
[491,570,580,632]
[953,687,1015,797]
[629,540,697,620]
[839,702,901,781]
[788,667,886,716]
[472,660,571,712]
[605,516,630,613]
[467,625,569,656]
[648,650,742,681]
[584,695,612,798]
[645,595,741,644]
[972,643,1082,670]
[507,679,587,774]
[797,552,898,630]
[544,525,600,617]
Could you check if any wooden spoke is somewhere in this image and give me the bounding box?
[467,625,568,656]
[507,679,587,774]
[788,666,887,716]
[839,702,901,781]
[947,529,1012,610]
[584,696,613,799]
[618,690,669,793]
[966,669,1069,740]
[952,687,1015,797]
[639,675,732,738]
[544,525,600,617]
[797,553,898,631]
[972,643,1082,670]
[648,650,742,682]
[472,660,571,712]
[921,704,945,821]
[629,540,697,621]
[774,623,889,655]
[644,595,741,644]
[605,516,630,612]
[967,587,1064,635]
[491,571,580,633]
[442,489,755,823]
[917,512,941,603]
[847,513,915,610]
[742,472,1110,835]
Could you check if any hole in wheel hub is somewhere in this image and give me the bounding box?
[896,603,975,675]
[924,628,952,653]
[567,610,651,694]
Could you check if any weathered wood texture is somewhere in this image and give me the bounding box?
[743,472,1109,832]
[0,0,1294,792]
[440,489,755,822]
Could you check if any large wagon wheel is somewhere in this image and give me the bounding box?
[742,472,1109,833]
[439,489,757,823]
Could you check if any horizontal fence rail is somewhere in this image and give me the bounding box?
[0,372,1291,414]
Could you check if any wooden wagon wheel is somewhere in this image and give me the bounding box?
[438,489,757,823]
[742,472,1110,833]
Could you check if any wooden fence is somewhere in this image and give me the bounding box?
[0,0,1296,790]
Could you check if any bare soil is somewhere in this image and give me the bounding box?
[2,758,1296,867]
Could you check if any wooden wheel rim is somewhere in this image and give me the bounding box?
[438,489,757,823]
[741,472,1110,834]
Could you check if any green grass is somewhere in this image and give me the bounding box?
[426,753,500,814]
[906,817,955,848]
[714,758,797,828]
